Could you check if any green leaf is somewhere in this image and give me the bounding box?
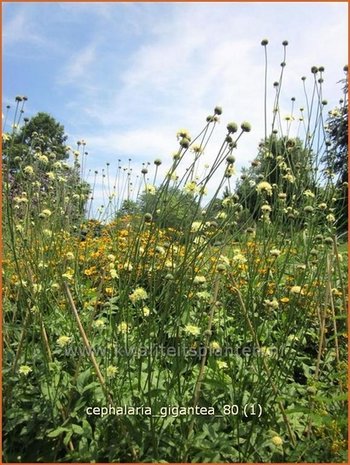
[71,424,84,435]
[313,393,347,403]
[47,426,70,438]
[82,419,93,438]
[76,368,91,394]
[63,430,73,446]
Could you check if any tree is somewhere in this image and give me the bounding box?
[139,186,201,230]
[3,111,90,225]
[16,112,68,159]
[235,134,315,221]
[115,199,141,219]
[322,77,348,232]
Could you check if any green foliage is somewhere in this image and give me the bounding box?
[235,135,315,222]
[11,112,69,165]
[139,186,201,230]
[2,111,90,229]
[322,78,348,232]
[116,199,141,219]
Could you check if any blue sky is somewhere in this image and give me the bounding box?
[3,2,348,213]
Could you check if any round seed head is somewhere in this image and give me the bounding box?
[180,138,190,149]
[226,155,236,164]
[241,121,251,132]
[227,122,238,133]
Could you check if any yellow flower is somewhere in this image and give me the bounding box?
[155,246,165,255]
[38,154,49,164]
[259,346,271,357]
[225,166,236,177]
[110,268,118,279]
[176,128,191,140]
[123,262,133,271]
[232,250,247,264]
[184,181,198,194]
[190,144,203,155]
[332,288,342,297]
[271,435,283,446]
[261,204,271,213]
[222,197,235,208]
[84,266,96,276]
[290,285,303,295]
[326,213,335,223]
[106,365,118,378]
[280,297,290,303]
[257,181,273,195]
[142,306,150,316]
[145,184,156,195]
[270,249,281,257]
[217,361,228,369]
[117,321,129,334]
[190,221,202,232]
[62,268,74,281]
[303,189,315,198]
[57,336,71,347]
[209,341,221,351]
[193,275,206,285]
[264,298,279,309]
[184,324,201,336]
[216,211,227,220]
[94,319,105,329]
[40,209,52,218]
[18,365,32,376]
[24,165,34,176]
[129,287,148,304]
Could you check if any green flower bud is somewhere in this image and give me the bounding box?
[241,121,251,132]
[227,122,238,133]
[180,138,190,149]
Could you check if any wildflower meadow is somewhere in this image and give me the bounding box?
[2,40,348,462]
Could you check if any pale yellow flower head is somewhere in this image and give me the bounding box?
[184,324,201,336]
[257,181,273,195]
[19,365,32,376]
[129,287,148,304]
[57,336,71,347]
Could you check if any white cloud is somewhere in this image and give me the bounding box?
[3,8,44,46]
[59,43,98,85]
